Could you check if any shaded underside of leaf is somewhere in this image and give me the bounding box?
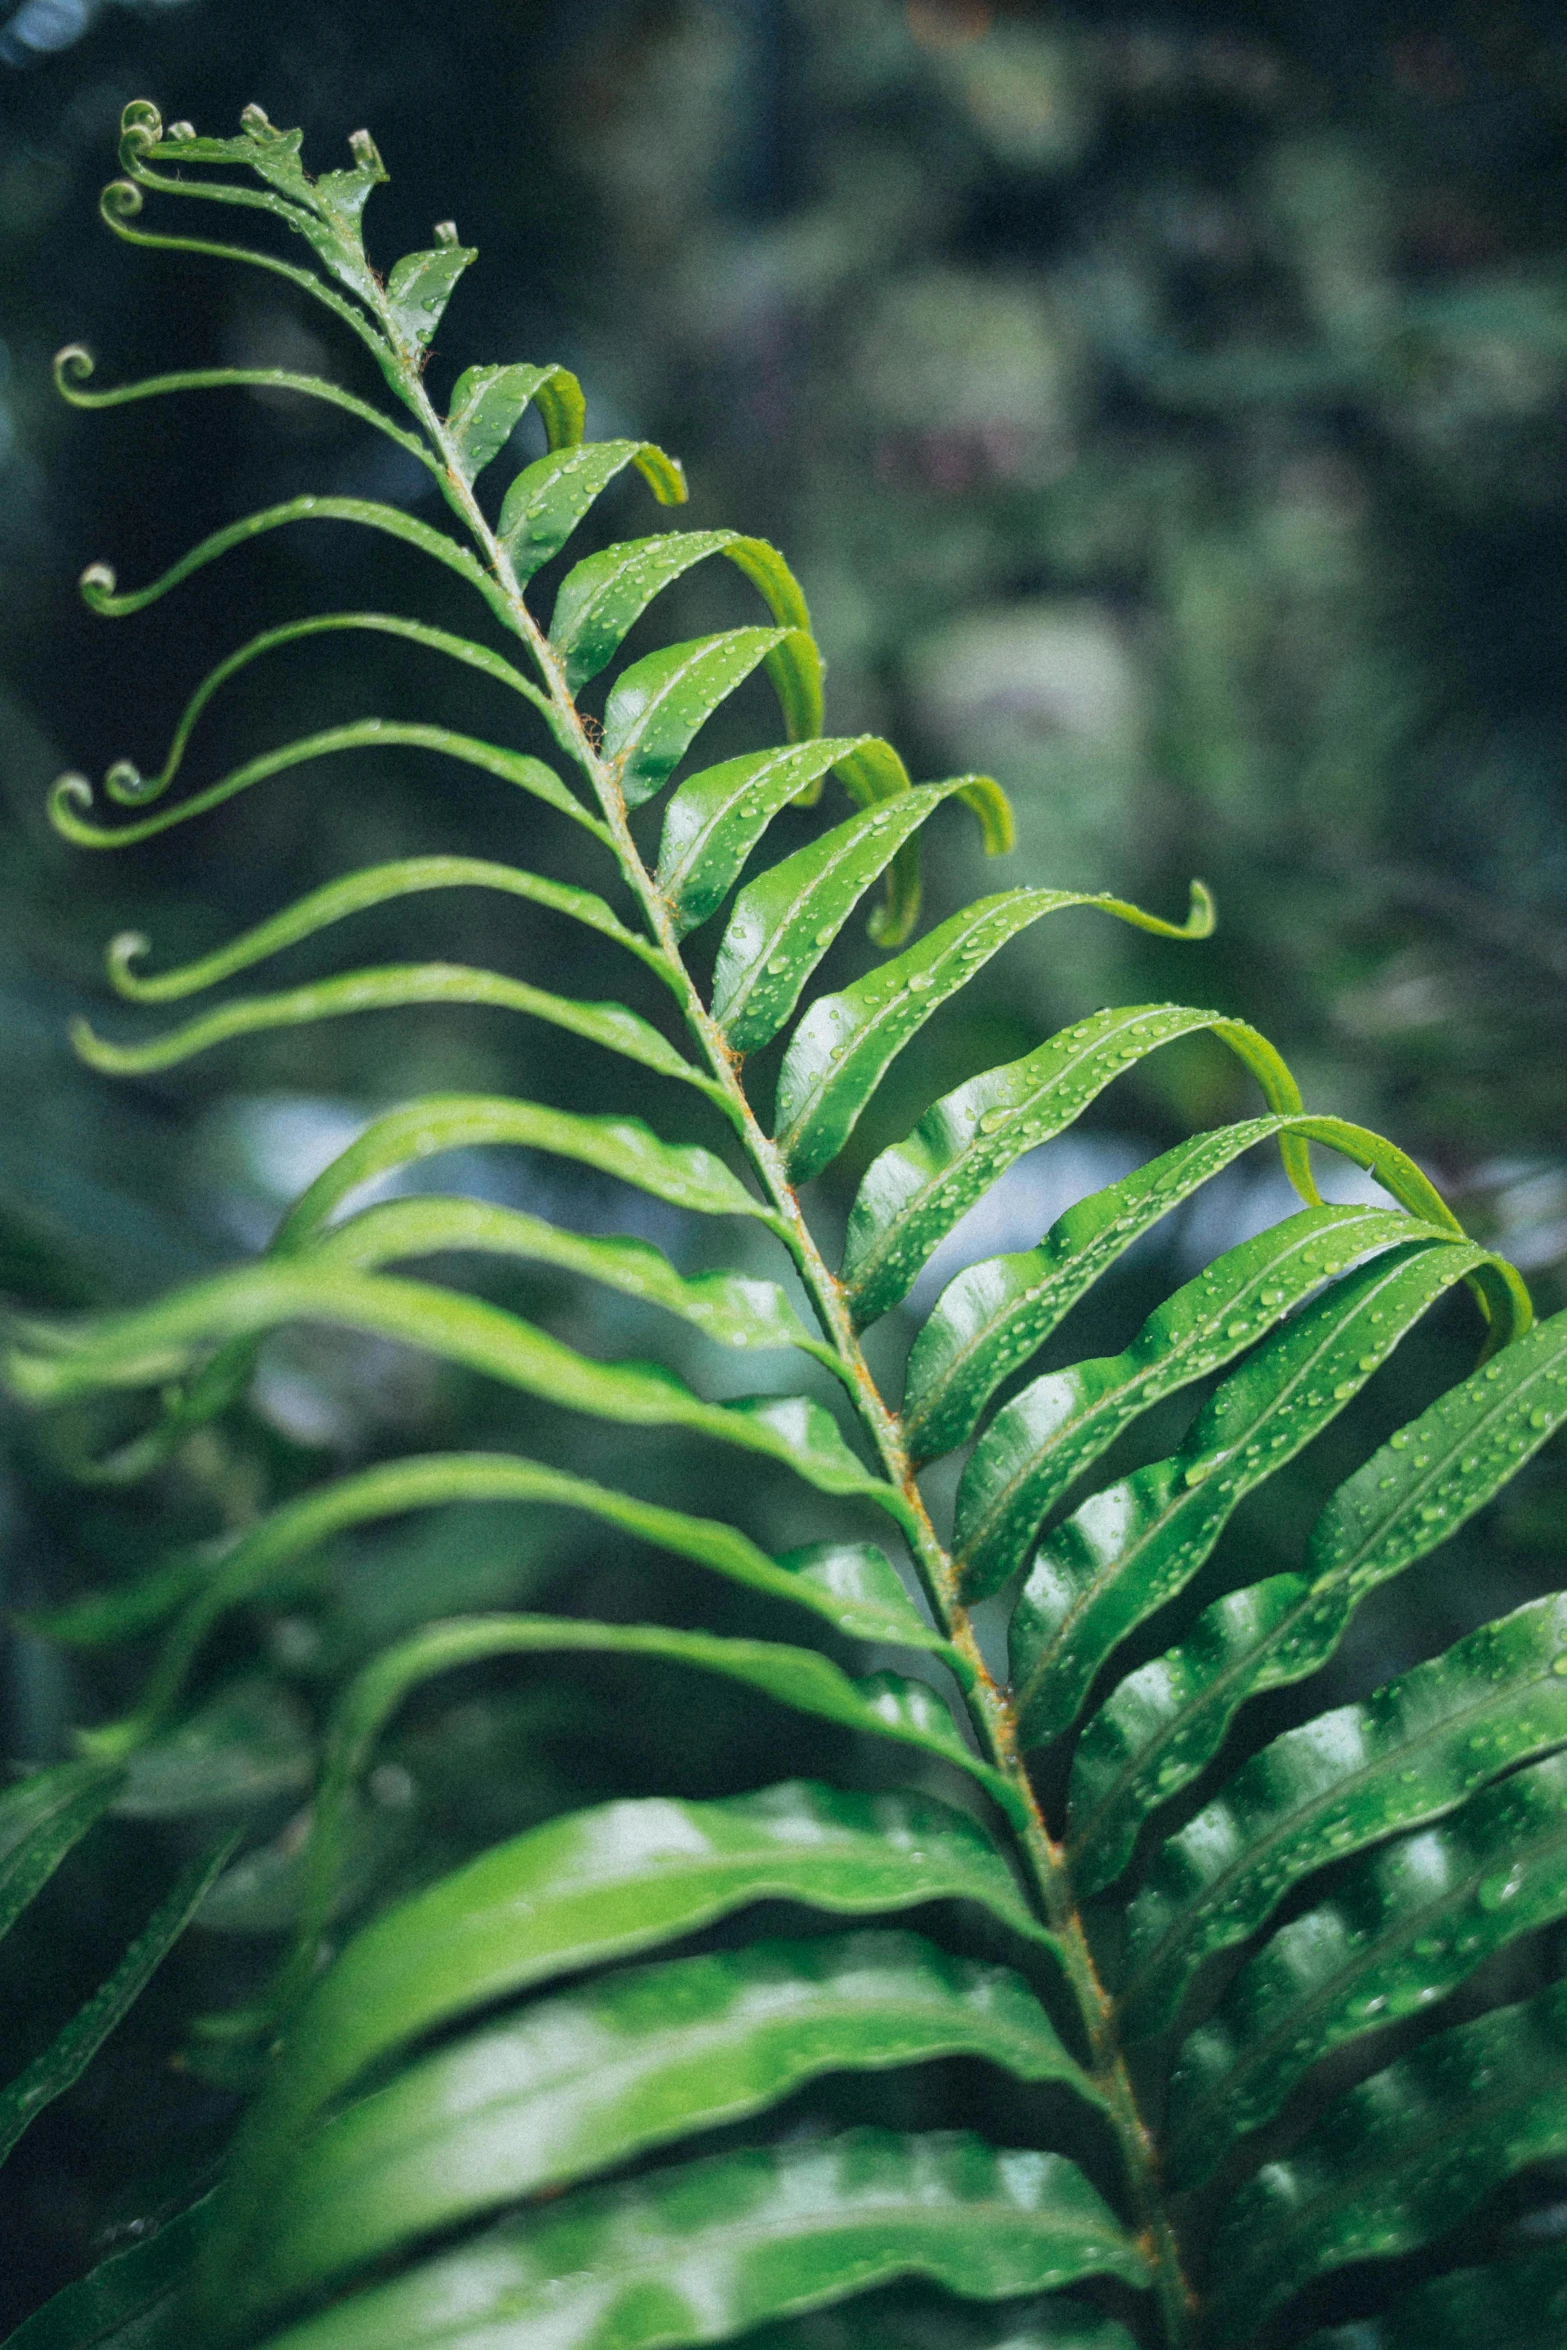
[1205,1975,1567,2342]
[1301,2239,1567,2350]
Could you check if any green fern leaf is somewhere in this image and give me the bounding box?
[1074,1307,1567,1894]
[774,883,1213,1183]
[447,359,585,480]
[218,2131,1147,2350]
[1116,1589,1567,2039]
[1007,1239,1507,1729]
[16,101,1564,2350]
[1205,1977,1567,2341]
[237,1932,1099,2313]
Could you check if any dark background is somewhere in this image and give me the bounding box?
[2,0,1567,2329]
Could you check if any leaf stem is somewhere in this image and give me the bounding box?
[371,301,1195,2350]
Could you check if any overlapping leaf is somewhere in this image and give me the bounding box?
[1165,1747,1567,2182]
[1205,1977,1567,2341]
[1070,1307,1567,1894]
[219,2130,1146,2350]
[243,1933,1099,2312]
[1302,2242,1567,2350]
[1116,1590,1567,2039]
[605,625,822,805]
[218,1780,1061,2167]
[1008,1239,1508,1741]
[773,882,1213,1183]
[902,1109,1468,1463]
[3,1264,912,1523]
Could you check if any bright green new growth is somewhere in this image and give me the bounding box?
[9,99,1567,2350]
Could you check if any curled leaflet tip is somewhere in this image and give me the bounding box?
[1187,879,1216,934]
[119,99,161,148]
[107,934,151,994]
[51,773,94,817]
[106,761,157,804]
[54,345,94,389]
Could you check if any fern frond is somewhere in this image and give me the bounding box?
[13,99,1563,2350]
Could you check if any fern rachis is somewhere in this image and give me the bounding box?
[7,99,1567,2350]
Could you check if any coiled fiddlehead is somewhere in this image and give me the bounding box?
[8,104,1566,2350]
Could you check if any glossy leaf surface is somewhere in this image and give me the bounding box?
[901,1109,1473,1463]
[247,1934,1098,2308]
[497,439,686,581]
[307,1195,827,1359]
[656,738,887,935]
[74,961,709,1090]
[773,883,1212,1185]
[957,1208,1439,1600]
[234,2130,1145,2350]
[0,1760,123,1939]
[1166,1748,1567,2182]
[274,1096,770,1235]
[845,1009,1303,1330]
[53,719,598,852]
[104,856,667,1001]
[1077,1308,1567,1890]
[446,360,584,481]
[1206,1978,1567,2342]
[1008,1240,1494,1733]
[4,1268,907,1517]
[383,240,475,347]
[1116,1591,1567,2038]
[712,781,993,1052]
[605,628,818,808]
[551,530,810,690]
[240,1782,1060,2140]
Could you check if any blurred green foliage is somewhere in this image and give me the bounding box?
[3,0,1566,2329]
